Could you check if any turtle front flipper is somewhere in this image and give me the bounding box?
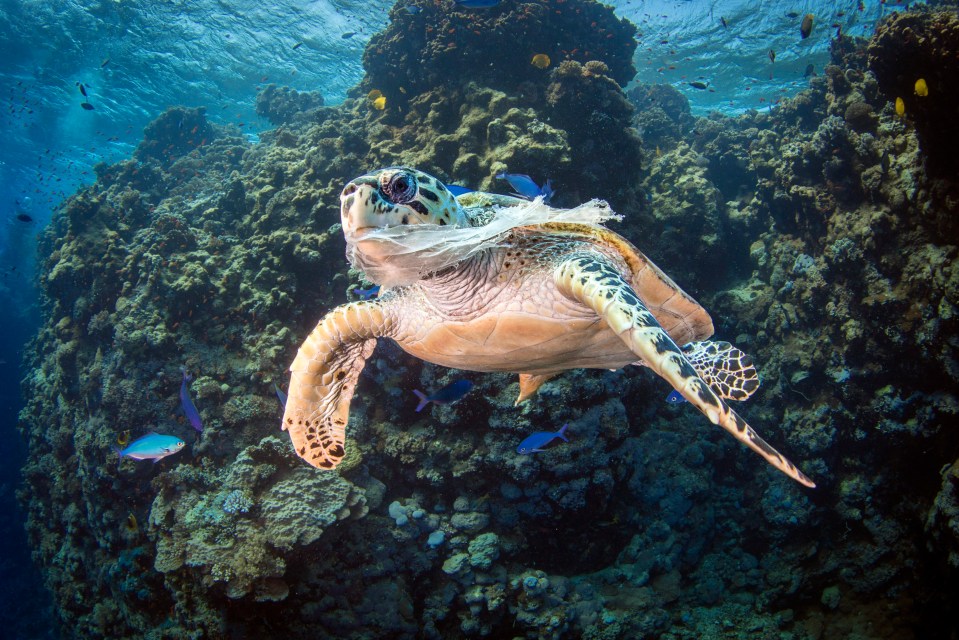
[555,254,815,488]
[284,301,394,469]
[683,340,760,402]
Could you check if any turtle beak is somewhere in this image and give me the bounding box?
[341,175,423,238]
[340,180,379,237]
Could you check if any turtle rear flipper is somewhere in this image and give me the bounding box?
[683,340,760,402]
[515,373,558,405]
[555,253,815,488]
[284,302,393,470]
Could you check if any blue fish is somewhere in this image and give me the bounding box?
[495,172,555,204]
[445,184,474,197]
[353,284,381,300]
[406,5,422,13]
[517,423,569,454]
[665,390,687,404]
[413,379,474,412]
[114,433,185,467]
[454,0,501,7]
[179,367,203,433]
[274,382,287,409]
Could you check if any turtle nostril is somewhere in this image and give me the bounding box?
[342,183,357,197]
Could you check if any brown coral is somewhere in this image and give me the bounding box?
[362,0,637,109]
[255,84,325,126]
[135,106,215,167]
[868,10,959,176]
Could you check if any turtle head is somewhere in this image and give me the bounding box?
[340,167,469,238]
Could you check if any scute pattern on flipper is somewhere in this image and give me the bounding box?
[555,253,815,488]
[284,302,389,470]
[683,340,760,401]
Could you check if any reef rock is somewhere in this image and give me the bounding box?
[868,9,959,176]
[363,0,637,106]
[255,84,325,125]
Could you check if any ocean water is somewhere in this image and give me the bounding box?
[4,0,956,638]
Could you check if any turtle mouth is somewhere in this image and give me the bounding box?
[349,226,380,240]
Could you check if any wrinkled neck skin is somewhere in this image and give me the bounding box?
[412,249,500,318]
[344,224,501,313]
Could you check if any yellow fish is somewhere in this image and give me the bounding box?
[124,513,138,534]
[914,78,928,97]
[895,97,905,117]
[367,89,383,101]
[800,13,814,39]
[531,53,551,69]
[117,430,131,447]
[372,96,387,110]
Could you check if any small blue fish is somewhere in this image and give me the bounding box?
[274,382,287,409]
[517,423,569,454]
[445,184,474,197]
[114,433,185,467]
[665,390,687,404]
[179,367,203,433]
[406,5,422,13]
[353,285,381,300]
[413,379,474,412]
[495,172,555,204]
[454,0,501,7]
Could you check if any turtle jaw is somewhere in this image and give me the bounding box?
[340,181,383,240]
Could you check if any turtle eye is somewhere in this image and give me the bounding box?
[381,171,417,205]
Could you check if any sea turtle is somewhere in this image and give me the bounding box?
[282,167,815,488]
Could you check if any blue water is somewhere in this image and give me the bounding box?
[629,0,898,113]
[0,0,907,637]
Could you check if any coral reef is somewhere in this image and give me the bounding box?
[628,83,696,150]
[354,0,645,206]
[150,436,369,600]
[255,84,325,126]
[134,106,215,168]
[363,0,637,107]
[867,9,959,176]
[15,3,959,640]
[544,60,641,200]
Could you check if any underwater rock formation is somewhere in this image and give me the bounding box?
[363,0,637,108]
[150,436,370,600]
[15,3,959,639]
[255,84,325,126]
[868,9,959,177]
[365,82,573,190]
[545,60,641,202]
[628,82,696,151]
[134,106,215,168]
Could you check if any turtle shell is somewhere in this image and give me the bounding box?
[455,190,714,348]
[537,221,715,347]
